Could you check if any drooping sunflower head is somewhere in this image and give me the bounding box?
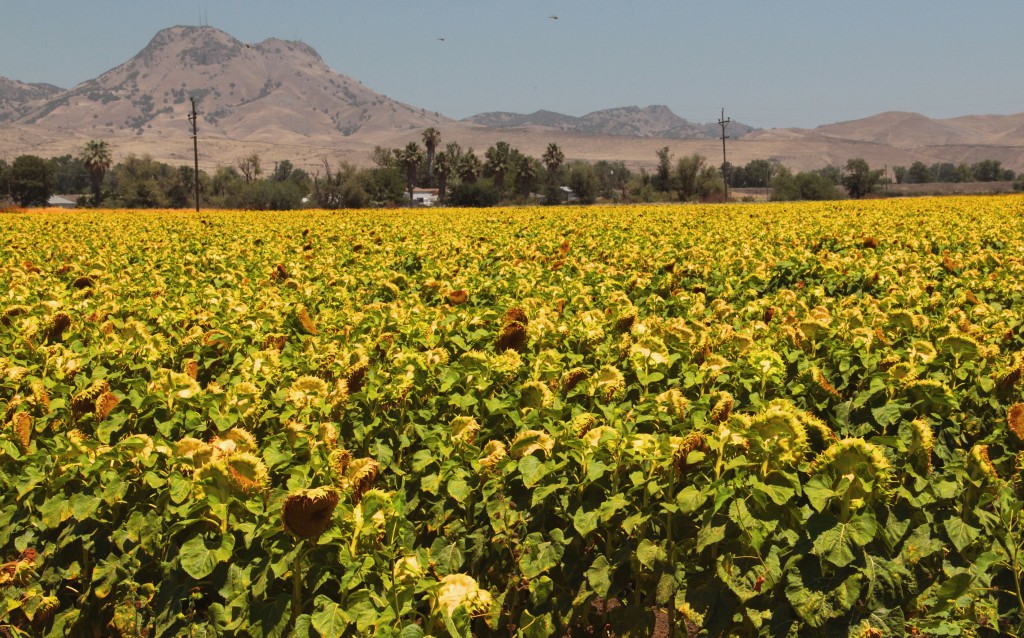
[489,350,524,383]
[798,410,837,453]
[569,412,598,438]
[478,440,507,472]
[967,444,999,484]
[286,375,329,409]
[293,304,318,336]
[328,447,352,478]
[904,418,934,474]
[495,321,529,353]
[282,487,339,539]
[1007,403,1024,442]
[811,437,893,506]
[749,400,809,466]
[450,416,481,445]
[561,367,590,393]
[176,437,216,466]
[520,380,554,412]
[223,452,270,494]
[592,365,625,403]
[10,412,32,453]
[510,429,555,459]
[939,333,980,361]
[655,388,689,420]
[434,574,493,618]
[709,391,734,425]
[342,458,380,504]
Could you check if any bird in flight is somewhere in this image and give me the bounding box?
[548,15,558,19]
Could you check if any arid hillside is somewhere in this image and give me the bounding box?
[2,26,1023,175]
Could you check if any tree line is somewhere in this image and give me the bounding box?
[1,133,1022,209]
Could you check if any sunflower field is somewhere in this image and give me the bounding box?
[2,196,1024,637]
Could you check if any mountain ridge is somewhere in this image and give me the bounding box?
[1,25,1023,173]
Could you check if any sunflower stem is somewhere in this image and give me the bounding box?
[290,544,304,625]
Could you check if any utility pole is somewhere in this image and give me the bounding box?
[188,97,200,212]
[718,108,731,201]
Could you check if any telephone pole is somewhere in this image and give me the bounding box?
[718,108,731,201]
[188,97,200,212]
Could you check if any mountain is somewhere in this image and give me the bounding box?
[13,25,451,142]
[1,25,1023,174]
[0,77,63,124]
[464,105,756,140]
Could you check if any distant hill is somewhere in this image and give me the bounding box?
[10,25,451,142]
[465,105,756,140]
[0,77,63,124]
[0,25,1022,174]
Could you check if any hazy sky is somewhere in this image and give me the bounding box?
[3,1,1023,129]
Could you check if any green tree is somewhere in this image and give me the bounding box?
[513,154,541,198]
[654,146,672,192]
[971,159,1004,182]
[566,162,597,204]
[448,179,500,207]
[892,165,908,184]
[396,142,424,204]
[484,141,513,194]
[422,127,441,184]
[906,161,933,184]
[46,155,90,195]
[841,158,884,199]
[458,150,482,184]
[79,140,113,207]
[10,155,52,206]
[542,143,564,177]
[673,153,722,201]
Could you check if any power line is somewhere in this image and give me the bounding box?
[718,107,730,201]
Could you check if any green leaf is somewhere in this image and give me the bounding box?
[871,403,902,427]
[943,517,980,552]
[180,531,235,580]
[519,536,564,579]
[676,485,708,513]
[446,477,470,503]
[636,539,663,569]
[696,524,726,552]
[517,455,547,488]
[812,519,859,567]
[802,476,836,512]
[586,555,613,598]
[573,508,598,537]
[311,596,349,638]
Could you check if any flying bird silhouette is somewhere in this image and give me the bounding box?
[437,37,445,41]
[548,15,558,19]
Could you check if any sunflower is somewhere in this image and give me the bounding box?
[478,440,507,471]
[342,458,380,504]
[434,574,493,617]
[510,429,555,458]
[592,365,625,403]
[286,375,329,409]
[282,487,340,538]
[811,437,893,513]
[655,388,688,420]
[1009,403,1024,442]
[450,416,481,444]
[223,452,270,494]
[520,381,554,411]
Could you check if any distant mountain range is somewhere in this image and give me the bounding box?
[1,25,1022,173]
[463,105,756,140]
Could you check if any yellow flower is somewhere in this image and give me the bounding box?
[434,574,492,617]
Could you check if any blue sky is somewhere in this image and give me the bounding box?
[3,1,1023,129]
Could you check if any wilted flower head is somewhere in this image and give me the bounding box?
[434,574,493,617]
[510,429,555,458]
[655,388,688,420]
[520,380,554,411]
[282,487,339,538]
[450,416,481,444]
[592,365,625,403]
[749,400,809,466]
[478,440,507,471]
[287,376,329,409]
[812,437,893,509]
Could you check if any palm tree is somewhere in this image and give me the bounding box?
[434,150,452,204]
[397,142,424,204]
[458,150,482,184]
[79,140,112,207]
[421,127,441,184]
[542,143,564,176]
[484,141,512,193]
[515,155,541,198]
